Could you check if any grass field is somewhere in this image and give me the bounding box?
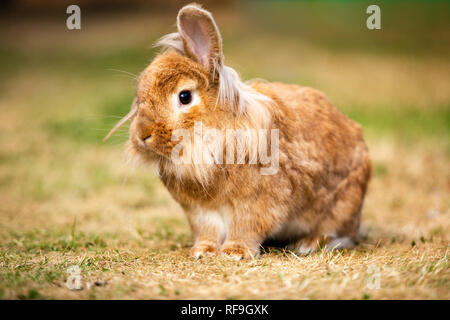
[0,1,449,299]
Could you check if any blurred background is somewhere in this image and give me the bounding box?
[0,0,448,299]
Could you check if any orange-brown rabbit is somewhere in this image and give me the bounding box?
[106,4,371,260]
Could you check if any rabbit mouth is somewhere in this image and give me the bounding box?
[133,135,172,161]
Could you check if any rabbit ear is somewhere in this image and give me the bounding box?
[177,4,223,73]
[103,98,138,142]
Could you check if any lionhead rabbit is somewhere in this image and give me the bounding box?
[106,4,371,260]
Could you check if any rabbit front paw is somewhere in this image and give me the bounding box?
[221,242,259,261]
[190,241,219,259]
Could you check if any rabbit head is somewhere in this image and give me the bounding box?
[105,4,272,171]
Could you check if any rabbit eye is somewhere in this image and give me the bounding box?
[178,90,192,105]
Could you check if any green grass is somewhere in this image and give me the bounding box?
[344,105,450,139]
[3,229,109,253]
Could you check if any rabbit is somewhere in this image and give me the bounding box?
[105,3,372,260]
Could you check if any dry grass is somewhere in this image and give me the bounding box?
[1,135,448,299]
[0,3,449,299]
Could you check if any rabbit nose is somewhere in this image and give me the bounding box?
[136,134,152,149]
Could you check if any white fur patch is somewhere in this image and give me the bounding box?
[193,208,230,243]
[215,63,272,128]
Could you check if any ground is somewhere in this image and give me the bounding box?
[0,1,448,299]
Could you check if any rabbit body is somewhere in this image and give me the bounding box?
[114,4,371,260]
[157,80,370,259]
